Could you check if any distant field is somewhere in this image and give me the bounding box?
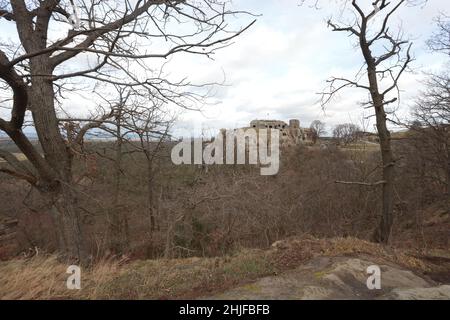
[340,142,380,151]
[0,153,27,163]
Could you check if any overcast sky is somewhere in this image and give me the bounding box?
[165,0,449,136]
[0,0,448,138]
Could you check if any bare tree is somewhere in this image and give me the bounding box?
[310,120,325,144]
[427,14,450,56]
[106,88,131,255]
[92,86,175,255]
[123,90,174,242]
[409,15,450,195]
[0,0,254,262]
[319,1,415,243]
[413,75,450,186]
[333,123,361,146]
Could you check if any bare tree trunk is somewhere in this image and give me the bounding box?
[367,69,395,244]
[446,143,450,196]
[323,0,414,245]
[29,57,88,262]
[146,154,156,232]
[443,92,450,198]
[52,186,87,262]
[108,111,129,254]
[164,223,173,259]
[145,157,156,258]
[374,121,395,243]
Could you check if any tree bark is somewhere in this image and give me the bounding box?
[52,186,87,263]
[366,66,395,244]
[109,111,129,254]
[28,55,88,262]
[147,155,156,232]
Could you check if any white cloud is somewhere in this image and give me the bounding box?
[1,0,448,138]
[171,0,449,136]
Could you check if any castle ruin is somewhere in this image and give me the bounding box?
[247,119,313,145]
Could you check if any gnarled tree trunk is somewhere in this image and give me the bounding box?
[28,56,88,263]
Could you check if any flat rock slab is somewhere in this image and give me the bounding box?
[204,256,450,300]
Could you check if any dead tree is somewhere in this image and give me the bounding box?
[411,75,450,193]
[70,86,174,255]
[103,87,131,255]
[110,88,174,241]
[410,15,450,196]
[128,98,174,247]
[320,1,414,243]
[0,0,254,263]
[310,120,325,144]
[427,14,450,56]
[333,123,360,146]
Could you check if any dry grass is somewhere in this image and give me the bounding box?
[0,249,274,300]
[0,255,126,299]
[0,255,68,299]
[269,235,429,272]
[340,143,380,151]
[324,237,428,270]
[1,236,446,300]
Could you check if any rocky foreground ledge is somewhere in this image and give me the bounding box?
[1,236,449,299]
[205,255,450,300]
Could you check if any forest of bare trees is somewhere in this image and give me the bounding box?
[0,0,449,303]
[0,0,253,262]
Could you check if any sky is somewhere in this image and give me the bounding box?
[0,0,449,138]
[163,0,449,137]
